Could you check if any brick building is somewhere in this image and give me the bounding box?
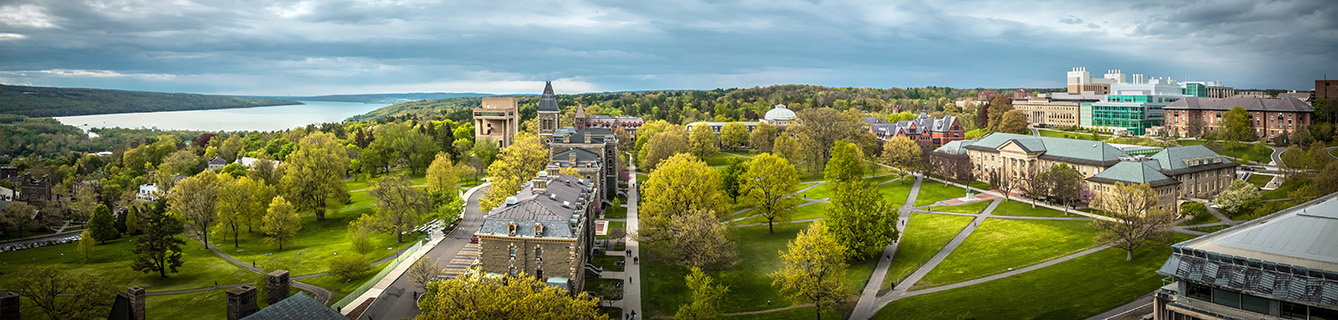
[868,113,964,147]
[474,168,597,291]
[1318,80,1338,100]
[1164,97,1313,139]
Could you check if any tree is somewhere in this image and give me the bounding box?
[741,153,801,233]
[220,135,245,162]
[1291,128,1315,147]
[0,202,39,240]
[997,109,1029,134]
[879,136,923,183]
[825,182,899,259]
[88,204,119,243]
[329,254,369,281]
[676,267,729,320]
[1186,116,1205,138]
[770,221,849,320]
[407,255,441,289]
[750,122,779,153]
[645,208,738,270]
[823,140,866,184]
[77,229,94,259]
[124,205,140,235]
[1310,140,1332,169]
[640,126,689,170]
[985,94,1014,131]
[215,176,257,247]
[1213,179,1261,214]
[5,266,116,320]
[719,122,750,150]
[426,152,462,197]
[720,157,748,203]
[1220,106,1254,142]
[1090,182,1174,261]
[68,185,100,222]
[369,175,431,244]
[1040,164,1084,213]
[282,132,350,221]
[247,157,282,186]
[471,137,500,168]
[171,170,220,248]
[689,123,720,157]
[791,108,865,173]
[262,196,302,250]
[132,200,186,278]
[480,135,548,211]
[634,119,674,153]
[641,153,728,232]
[156,149,205,192]
[349,224,375,255]
[416,272,609,320]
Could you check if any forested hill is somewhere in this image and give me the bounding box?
[0,84,300,117]
[349,84,1056,123]
[272,92,502,104]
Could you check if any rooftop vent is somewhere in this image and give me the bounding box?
[562,201,571,208]
[549,194,557,200]
[505,196,518,206]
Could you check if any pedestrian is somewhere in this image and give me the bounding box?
[625,314,629,320]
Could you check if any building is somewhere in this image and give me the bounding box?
[207,157,228,170]
[1236,90,1270,98]
[1066,67,1126,94]
[535,86,621,203]
[473,96,520,148]
[537,82,562,140]
[1013,93,1101,128]
[978,89,998,102]
[585,115,644,138]
[234,157,281,169]
[1164,97,1314,139]
[137,184,159,201]
[5,173,52,206]
[1087,76,1186,136]
[868,113,964,147]
[1012,88,1030,99]
[1151,193,1338,320]
[0,186,13,201]
[946,133,1235,211]
[1318,80,1338,100]
[685,104,800,134]
[1183,81,1236,98]
[1278,91,1312,104]
[474,168,598,292]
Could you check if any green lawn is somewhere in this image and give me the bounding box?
[875,234,1193,320]
[990,200,1072,217]
[1037,129,1106,141]
[727,306,824,320]
[1246,173,1272,188]
[882,213,974,290]
[220,189,424,276]
[1177,139,1205,146]
[0,236,253,293]
[799,175,899,200]
[636,173,648,183]
[1178,210,1221,226]
[590,254,625,272]
[596,221,626,240]
[605,203,628,219]
[642,222,876,318]
[913,182,970,207]
[1206,141,1273,163]
[915,219,1098,289]
[924,200,990,214]
[702,152,749,167]
[874,180,915,207]
[1262,178,1308,200]
[791,203,831,221]
[1332,148,1338,159]
[145,288,229,320]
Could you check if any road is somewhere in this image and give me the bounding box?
[354,184,490,320]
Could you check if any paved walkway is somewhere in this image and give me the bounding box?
[602,156,643,317]
[849,174,922,319]
[206,244,333,303]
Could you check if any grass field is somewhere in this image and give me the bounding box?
[1178,209,1221,226]
[790,203,831,221]
[642,222,877,317]
[1247,173,1273,188]
[0,236,253,292]
[990,200,1072,217]
[596,221,627,240]
[605,203,628,219]
[924,200,990,214]
[1206,141,1273,163]
[915,219,1098,289]
[703,152,747,167]
[874,179,915,207]
[875,234,1193,320]
[798,175,902,200]
[881,213,974,290]
[1262,178,1308,200]
[913,182,970,207]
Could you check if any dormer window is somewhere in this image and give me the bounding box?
[507,223,517,236]
[534,223,544,237]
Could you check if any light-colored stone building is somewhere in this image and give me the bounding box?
[1013,98,1082,128]
[474,169,598,291]
[473,96,520,148]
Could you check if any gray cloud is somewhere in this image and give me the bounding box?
[0,0,1333,95]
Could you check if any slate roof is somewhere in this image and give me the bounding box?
[241,293,344,320]
[934,139,976,155]
[574,104,586,118]
[207,157,228,166]
[1145,145,1237,175]
[1165,96,1313,112]
[478,173,593,240]
[870,114,958,139]
[1086,160,1180,188]
[964,133,1127,166]
[538,81,560,112]
[552,127,614,144]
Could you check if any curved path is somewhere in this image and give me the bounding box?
[206,244,333,304]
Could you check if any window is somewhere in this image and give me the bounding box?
[509,246,516,260]
[1186,282,1212,301]
[535,247,543,261]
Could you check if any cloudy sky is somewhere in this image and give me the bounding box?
[0,0,1334,96]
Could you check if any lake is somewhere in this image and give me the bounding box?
[55,100,391,132]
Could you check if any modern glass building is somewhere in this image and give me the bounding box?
[1088,78,1186,136]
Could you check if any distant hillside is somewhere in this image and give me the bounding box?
[347,96,487,121]
[272,92,503,104]
[0,84,300,117]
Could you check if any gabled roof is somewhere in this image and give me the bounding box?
[208,157,228,166]
[964,133,1127,166]
[1165,96,1313,112]
[241,292,344,320]
[934,139,976,155]
[538,81,560,112]
[1086,160,1179,188]
[479,173,592,239]
[552,148,602,162]
[1146,145,1237,175]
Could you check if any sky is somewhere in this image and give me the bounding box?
[0,0,1335,96]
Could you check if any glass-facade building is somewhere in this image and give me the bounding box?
[1087,80,1188,136]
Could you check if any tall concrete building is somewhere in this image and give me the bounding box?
[1066,67,1126,94]
[1152,193,1338,320]
[472,96,519,148]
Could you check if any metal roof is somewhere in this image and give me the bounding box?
[241,293,345,320]
[1086,160,1179,187]
[1164,96,1313,112]
[964,133,1127,166]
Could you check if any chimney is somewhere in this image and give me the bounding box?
[569,152,577,167]
[584,133,591,144]
[532,171,549,194]
[267,270,290,305]
[546,164,560,177]
[129,286,146,320]
[0,292,18,320]
[226,286,258,320]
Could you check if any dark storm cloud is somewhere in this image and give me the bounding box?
[0,0,1333,95]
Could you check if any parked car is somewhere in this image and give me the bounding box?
[470,235,478,244]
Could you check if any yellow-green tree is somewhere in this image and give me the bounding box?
[689,123,719,157]
[262,196,301,250]
[281,132,349,221]
[426,152,461,197]
[676,267,729,320]
[998,109,1029,134]
[481,134,548,211]
[640,126,689,170]
[368,175,431,244]
[634,119,674,154]
[1091,182,1174,261]
[171,170,221,248]
[879,136,923,183]
[750,122,779,153]
[77,229,94,259]
[641,153,728,231]
[742,153,801,233]
[770,221,849,319]
[215,176,257,248]
[156,149,204,192]
[823,140,866,184]
[826,182,899,260]
[1220,105,1255,142]
[416,272,609,320]
[719,122,750,151]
